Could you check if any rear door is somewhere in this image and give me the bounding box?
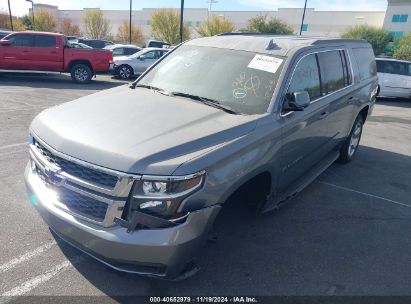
[31,35,62,71]
[0,33,34,69]
[379,60,409,98]
[279,52,333,194]
[318,49,356,146]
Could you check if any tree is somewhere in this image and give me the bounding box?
[150,8,190,45]
[243,15,293,35]
[60,18,81,36]
[196,15,235,37]
[20,14,33,30]
[0,10,25,31]
[83,9,111,39]
[33,10,56,32]
[393,34,411,61]
[342,24,390,56]
[117,20,144,45]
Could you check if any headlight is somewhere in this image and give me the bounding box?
[126,171,205,219]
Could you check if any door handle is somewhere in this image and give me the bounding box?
[319,111,329,119]
[347,96,354,104]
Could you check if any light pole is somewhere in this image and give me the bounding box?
[26,0,34,28]
[129,0,132,44]
[180,0,184,43]
[207,0,218,21]
[299,0,308,35]
[7,0,13,31]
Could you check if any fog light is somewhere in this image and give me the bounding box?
[30,159,36,171]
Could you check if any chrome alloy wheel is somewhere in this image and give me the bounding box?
[348,121,362,157]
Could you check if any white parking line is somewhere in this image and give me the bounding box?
[0,143,27,151]
[0,149,27,158]
[0,241,56,274]
[319,181,411,208]
[0,256,83,300]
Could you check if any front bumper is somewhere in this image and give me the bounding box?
[24,164,220,279]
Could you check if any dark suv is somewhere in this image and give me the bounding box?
[25,34,378,280]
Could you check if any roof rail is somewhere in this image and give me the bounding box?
[217,32,290,36]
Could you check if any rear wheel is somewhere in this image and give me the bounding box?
[70,64,93,83]
[118,65,133,79]
[338,115,364,163]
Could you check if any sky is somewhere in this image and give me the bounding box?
[2,0,388,17]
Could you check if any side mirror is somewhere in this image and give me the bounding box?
[0,40,11,46]
[138,56,145,61]
[285,91,311,111]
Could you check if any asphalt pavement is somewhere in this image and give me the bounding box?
[0,72,410,300]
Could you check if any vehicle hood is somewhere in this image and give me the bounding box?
[31,85,259,175]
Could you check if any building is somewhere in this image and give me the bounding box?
[383,0,411,39]
[31,2,401,43]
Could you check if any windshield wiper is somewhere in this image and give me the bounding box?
[132,84,171,96]
[170,92,238,115]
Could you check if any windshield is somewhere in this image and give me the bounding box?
[138,45,285,115]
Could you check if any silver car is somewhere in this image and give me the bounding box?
[111,47,169,79]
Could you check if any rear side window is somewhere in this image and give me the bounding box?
[380,60,410,76]
[317,50,346,94]
[352,47,377,80]
[125,48,138,55]
[288,54,322,101]
[112,48,125,56]
[376,60,385,73]
[8,34,34,47]
[34,35,56,47]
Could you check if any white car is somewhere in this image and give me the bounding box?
[104,44,141,57]
[376,58,411,99]
[111,47,169,79]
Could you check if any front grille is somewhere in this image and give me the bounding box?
[34,140,118,188]
[56,187,108,221]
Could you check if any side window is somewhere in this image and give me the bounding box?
[384,61,407,75]
[8,34,34,47]
[288,54,321,101]
[340,50,352,86]
[317,50,346,94]
[125,48,137,55]
[376,60,385,73]
[352,47,377,80]
[34,35,56,47]
[112,48,124,56]
[141,51,156,59]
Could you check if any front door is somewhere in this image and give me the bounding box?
[279,52,332,195]
[0,33,34,69]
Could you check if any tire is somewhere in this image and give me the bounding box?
[376,85,380,97]
[70,64,93,84]
[117,65,133,79]
[338,115,364,164]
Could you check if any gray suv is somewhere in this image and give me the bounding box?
[25,34,378,280]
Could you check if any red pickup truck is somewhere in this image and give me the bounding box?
[0,31,112,83]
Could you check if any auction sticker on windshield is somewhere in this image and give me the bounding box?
[248,54,283,74]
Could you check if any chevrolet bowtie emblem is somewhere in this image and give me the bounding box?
[44,165,65,186]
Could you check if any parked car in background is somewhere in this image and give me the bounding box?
[25,34,377,280]
[0,31,112,83]
[147,39,171,48]
[111,47,169,79]
[68,41,93,49]
[0,30,12,40]
[376,58,411,99]
[76,38,113,49]
[104,44,141,57]
[66,36,80,41]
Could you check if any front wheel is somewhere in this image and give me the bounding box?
[117,65,133,79]
[338,115,364,163]
[70,64,93,84]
